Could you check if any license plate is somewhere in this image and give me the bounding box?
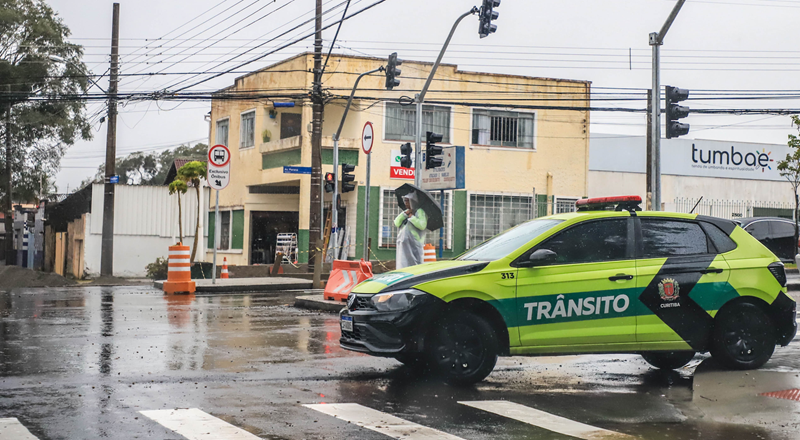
[341,315,353,332]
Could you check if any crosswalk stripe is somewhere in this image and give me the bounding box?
[139,408,261,440]
[459,401,633,440]
[305,403,466,440]
[0,418,39,440]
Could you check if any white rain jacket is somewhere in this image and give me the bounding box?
[394,193,427,269]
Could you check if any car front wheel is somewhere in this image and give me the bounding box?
[711,302,776,370]
[426,310,498,385]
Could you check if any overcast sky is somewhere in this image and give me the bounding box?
[48,0,800,191]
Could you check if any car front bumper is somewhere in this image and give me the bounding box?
[339,293,444,356]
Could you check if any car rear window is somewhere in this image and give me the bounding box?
[641,219,708,258]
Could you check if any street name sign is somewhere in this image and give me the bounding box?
[283,166,312,174]
[208,144,231,190]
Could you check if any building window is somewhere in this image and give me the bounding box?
[468,193,534,248]
[280,113,302,139]
[472,109,535,149]
[555,197,578,214]
[216,119,229,147]
[240,111,255,149]
[385,102,450,143]
[219,210,231,250]
[379,188,451,249]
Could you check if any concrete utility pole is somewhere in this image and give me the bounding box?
[101,3,120,276]
[310,0,324,286]
[649,0,686,211]
[645,89,652,210]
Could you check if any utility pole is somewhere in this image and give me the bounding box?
[101,3,120,276]
[310,0,324,286]
[3,100,12,263]
[649,0,686,211]
[645,89,652,210]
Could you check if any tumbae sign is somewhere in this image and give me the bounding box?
[207,144,231,190]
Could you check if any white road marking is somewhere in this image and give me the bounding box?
[139,408,261,440]
[459,401,633,440]
[0,418,39,440]
[305,403,466,440]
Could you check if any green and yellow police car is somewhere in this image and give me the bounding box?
[340,196,796,384]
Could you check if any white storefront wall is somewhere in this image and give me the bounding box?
[83,184,209,277]
[589,135,795,211]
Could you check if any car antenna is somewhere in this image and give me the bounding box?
[689,196,704,214]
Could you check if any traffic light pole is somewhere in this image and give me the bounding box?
[331,66,384,259]
[414,7,479,188]
[648,0,686,211]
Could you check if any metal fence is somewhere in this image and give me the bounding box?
[673,197,796,220]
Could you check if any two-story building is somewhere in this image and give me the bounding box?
[205,53,591,266]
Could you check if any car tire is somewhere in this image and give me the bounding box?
[710,302,776,370]
[641,351,695,370]
[425,310,498,385]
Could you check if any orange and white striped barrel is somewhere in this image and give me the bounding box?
[423,244,436,263]
[221,257,229,279]
[162,243,196,294]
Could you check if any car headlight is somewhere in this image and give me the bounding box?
[370,289,427,312]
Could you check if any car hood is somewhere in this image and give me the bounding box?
[351,260,489,294]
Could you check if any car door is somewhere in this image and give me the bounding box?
[515,216,638,348]
[634,217,731,349]
[769,220,795,262]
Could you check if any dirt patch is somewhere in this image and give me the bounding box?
[0,265,77,289]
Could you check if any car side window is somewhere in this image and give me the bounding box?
[641,219,708,258]
[535,219,628,266]
[745,221,770,241]
[770,221,795,239]
[701,222,737,254]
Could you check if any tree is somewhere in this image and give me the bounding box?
[177,161,206,263]
[1,0,91,259]
[82,142,208,187]
[778,114,800,260]
[168,179,187,244]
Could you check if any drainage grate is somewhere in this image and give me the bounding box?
[760,389,800,402]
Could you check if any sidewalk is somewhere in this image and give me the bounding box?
[154,277,312,293]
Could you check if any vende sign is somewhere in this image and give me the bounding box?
[389,149,415,180]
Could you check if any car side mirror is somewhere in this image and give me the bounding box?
[518,249,557,268]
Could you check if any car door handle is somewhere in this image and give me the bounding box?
[609,274,634,281]
[700,268,724,274]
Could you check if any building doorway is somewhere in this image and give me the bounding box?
[250,211,299,265]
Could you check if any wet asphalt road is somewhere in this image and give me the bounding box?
[1,286,799,440]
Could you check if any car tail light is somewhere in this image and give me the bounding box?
[768,262,787,287]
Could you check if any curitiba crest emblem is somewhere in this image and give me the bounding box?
[658,278,680,301]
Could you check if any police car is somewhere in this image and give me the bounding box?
[340,196,796,384]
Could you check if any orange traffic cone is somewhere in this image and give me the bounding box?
[221,257,229,278]
[424,244,437,263]
[162,243,196,294]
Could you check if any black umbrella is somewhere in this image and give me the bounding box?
[394,183,444,231]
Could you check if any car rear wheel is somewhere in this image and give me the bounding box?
[425,310,498,385]
[641,351,695,370]
[711,302,776,370]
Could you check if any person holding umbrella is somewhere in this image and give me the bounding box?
[393,184,444,269]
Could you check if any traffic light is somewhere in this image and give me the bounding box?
[425,131,444,169]
[341,164,356,193]
[400,142,413,168]
[385,52,402,90]
[324,172,335,193]
[665,85,690,139]
[478,0,500,38]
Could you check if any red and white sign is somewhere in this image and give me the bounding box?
[362,121,374,155]
[389,148,415,180]
[207,144,231,190]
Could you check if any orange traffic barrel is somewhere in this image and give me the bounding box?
[424,244,436,263]
[162,243,196,294]
[221,257,229,279]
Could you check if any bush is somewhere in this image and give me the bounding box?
[146,257,169,280]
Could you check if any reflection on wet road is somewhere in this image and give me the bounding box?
[1,286,798,440]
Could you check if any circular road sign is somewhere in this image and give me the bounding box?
[362,122,374,155]
[208,144,231,168]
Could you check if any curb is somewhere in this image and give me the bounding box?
[294,295,346,313]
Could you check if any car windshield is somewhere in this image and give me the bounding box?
[457,219,564,261]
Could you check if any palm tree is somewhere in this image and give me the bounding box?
[177,161,207,263]
[168,179,188,244]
